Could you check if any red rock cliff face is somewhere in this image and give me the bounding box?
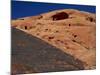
[12,9,96,71]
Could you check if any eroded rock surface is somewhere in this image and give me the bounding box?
[11,9,96,72]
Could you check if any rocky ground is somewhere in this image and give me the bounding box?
[11,9,96,74]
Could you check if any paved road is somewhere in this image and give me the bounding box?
[11,27,84,75]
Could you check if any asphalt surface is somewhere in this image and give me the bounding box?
[11,27,84,75]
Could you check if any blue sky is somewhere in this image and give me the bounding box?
[11,1,96,19]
